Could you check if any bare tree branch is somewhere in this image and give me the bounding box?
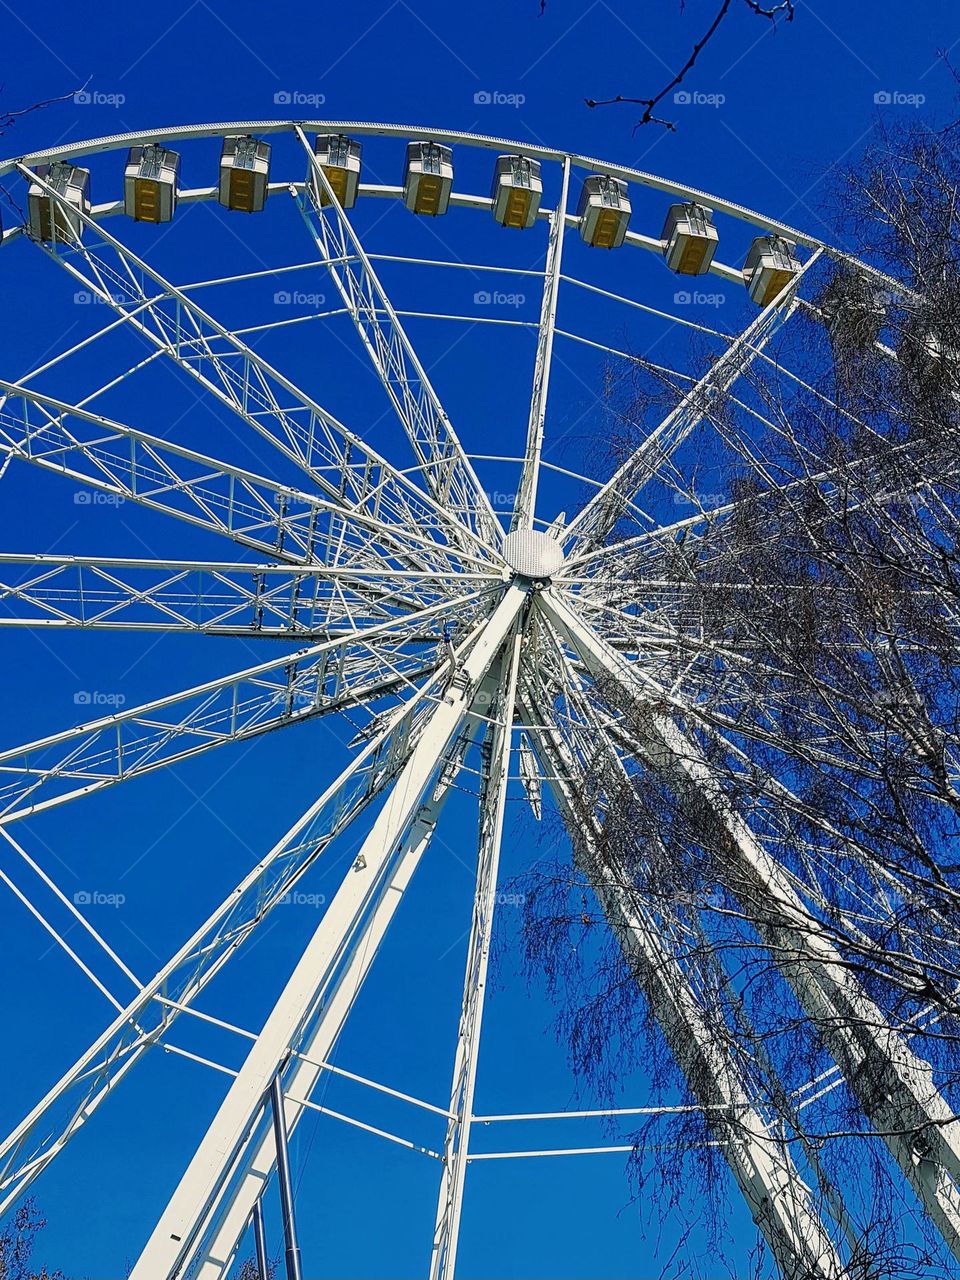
[582,0,795,130]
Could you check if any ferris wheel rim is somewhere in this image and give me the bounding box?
[0,117,819,240]
[0,116,893,273]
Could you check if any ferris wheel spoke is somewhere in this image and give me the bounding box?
[16,168,490,560]
[565,434,960,606]
[515,678,849,1279]
[0,383,489,578]
[0,590,486,825]
[129,583,526,1278]
[562,251,823,557]
[0,554,498,637]
[294,127,501,551]
[510,158,571,533]
[540,589,960,1261]
[0,647,478,1215]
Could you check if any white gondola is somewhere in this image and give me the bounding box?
[743,235,801,306]
[577,174,631,248]
[661,202,718,276]
[218,136,271,213]
[490,155,542,229]
[403,141,453,216]
[27,162,91,243]
[124,145,180,224]
[310,134,362,209]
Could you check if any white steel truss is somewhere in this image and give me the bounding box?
[0,555,499,637]
[295,127,501,550]
[0,591,484,824]
[0,617,496,1212]
[14,165,496,560]
[563,250,823,555]
[510,158,570,534]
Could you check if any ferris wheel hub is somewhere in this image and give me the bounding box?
[502,529,565,581]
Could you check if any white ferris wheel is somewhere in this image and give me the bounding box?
[0,119,957,1280]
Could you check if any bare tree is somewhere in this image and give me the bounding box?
[0,84,89,139]
[0,1201,63,1280]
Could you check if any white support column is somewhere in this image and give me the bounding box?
[517,689,847,1280]
[510,157,570,534]
[429,625,524,1280]
[191,674,501,1279]
[130,583,527,1279]
[538,589,960,1260]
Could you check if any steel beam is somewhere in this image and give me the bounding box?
[0,637,483,1211]
[511,157,570,533]
[430,626,523,1280]
[191,673,500,1278]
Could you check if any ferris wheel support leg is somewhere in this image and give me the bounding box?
[130,583,527,1280]
[510,156,570,534]
[252,1199,269,1280]
[538,589,960,1261]
[190,673,503,1280]
[429,625,524,1280]
[517,690,847,1280]
[269,1074,303,1280]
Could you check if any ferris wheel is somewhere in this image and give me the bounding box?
[0,118,957,1280]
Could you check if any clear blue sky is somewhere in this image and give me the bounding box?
[0,2,957,1277]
